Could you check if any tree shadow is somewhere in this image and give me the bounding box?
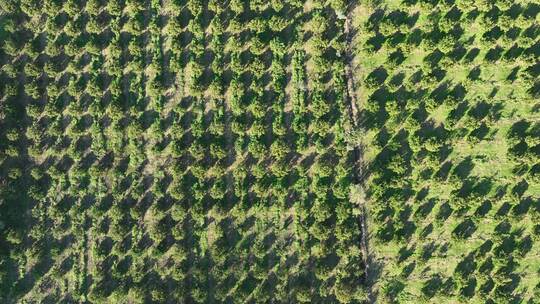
[485,46,504,62]
[400,262,415,279]
[414,198,436,220]
[463,47,480,63]
[365,66,388,89]
[434,160,452,181]
[468,122,489,141]
[460,277,476,298]
[511,179,528,198]
[435,202,453,223]
[421,273,443,298]
[420,242,437,261]
[512,196,533,216]
[467,66,481,81]
[397,244,415,264]
[494,273,521,300]
[508,119,531,139]
[452,218,477,239]
[454,253,476,278]
[479,277,495,295]
[475,200,492,216]
[420,223,433,238]
[453,157,474,179]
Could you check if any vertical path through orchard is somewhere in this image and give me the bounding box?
[343,2,373,302]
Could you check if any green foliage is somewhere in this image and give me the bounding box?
[3,0,537,303]
[361,0,540,302]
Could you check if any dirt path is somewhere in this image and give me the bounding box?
[81,211,90,302]
[343,3,374,302]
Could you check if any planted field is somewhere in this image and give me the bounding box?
[0,0,366,302]
[0,0,538,303]
[355,0,540,303]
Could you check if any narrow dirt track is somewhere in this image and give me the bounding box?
[343,3,374,303]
